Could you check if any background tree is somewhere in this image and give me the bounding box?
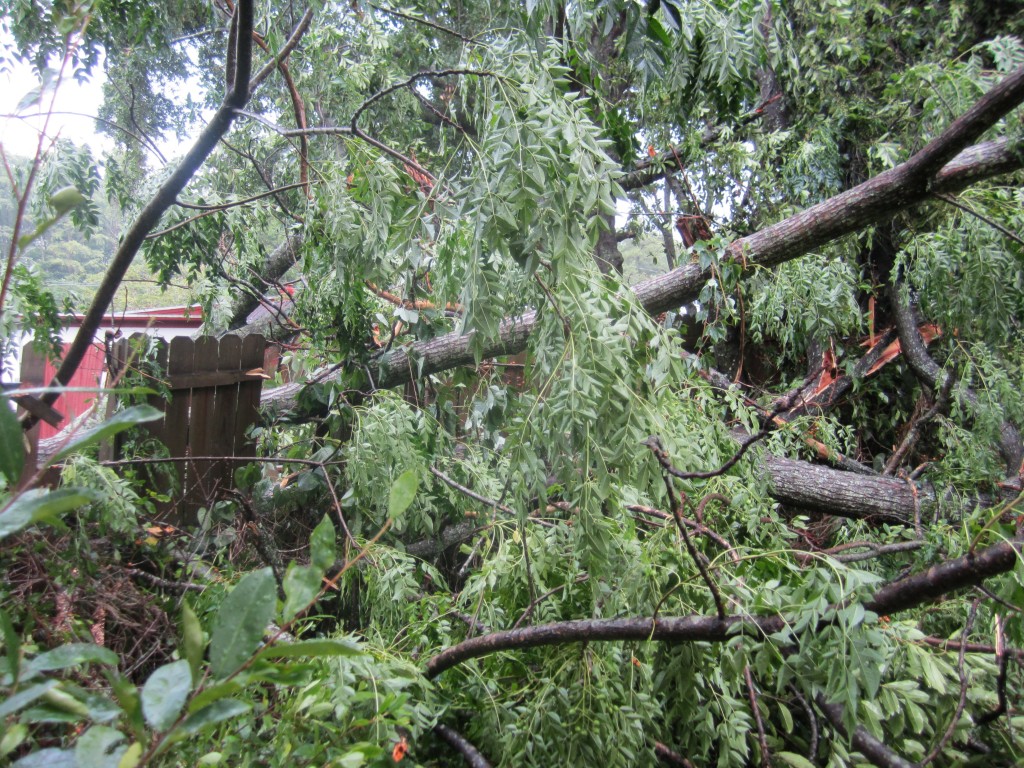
[2,1,1024,766]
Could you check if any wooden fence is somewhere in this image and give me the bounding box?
[108,333,267,523]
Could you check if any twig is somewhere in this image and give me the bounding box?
[917,634,1024,660]
[884,374,954,475]
[789,686,819,762]
[350,68,497,185]
[976,614,1008,725]
[975,584,1024,614]
[830,540,925,564]
[369,4,476,44]
[936,193,1024,249]
[744,665,770,768]
[626,504,738,563]
[430,466,515,515]
[917,600,978,766]
[657,470,727,620]
[147,182,309,238]
[512,574,590,630]
[450,610,491,635]
[121,567,205,593]
[642,390,795,481]
[653,741,696,767]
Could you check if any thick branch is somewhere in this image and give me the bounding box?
[225,232,303,329]
[424,537,1021,677]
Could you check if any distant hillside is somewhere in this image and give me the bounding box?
[1,152,191,311]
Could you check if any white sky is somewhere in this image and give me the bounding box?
[0,52,113,159]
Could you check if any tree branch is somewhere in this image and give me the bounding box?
[816,695,914,768]
[890,288,1024,474]
[424,537,1021,678]
[433,723,493,768]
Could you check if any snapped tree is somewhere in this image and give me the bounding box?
[2,1,1024,766]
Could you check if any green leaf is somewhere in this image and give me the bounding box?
[778,702,794,734]
[52,405,163,463]
[15,85,42,114]
[776,752,816,768]
[118,742,142,768]
[17,216,60,250]
[23,643,118,680]
[208,568,276,678]
[142,660,193,731]
[259,638,363,660]
[0,681,58,718]
[180,601,205,683]
[13,748,76,768]
[174,699,251,738]
[0,723,28,757]
[186,679,242,713]
[0,487,98,541]
[75,725,126,768]
[48,186,87,215]
[281,563,320,624]
[0,400,25,484]
[388,469,419,519]
[310,514,336,571]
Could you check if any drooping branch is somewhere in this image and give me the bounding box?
[424,537,1022,678]
[24,0,257,428]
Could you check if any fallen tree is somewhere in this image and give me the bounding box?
[259,67,1024,418]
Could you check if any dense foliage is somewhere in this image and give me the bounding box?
[2,1,1023,766]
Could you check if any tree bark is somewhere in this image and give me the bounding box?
[759,454,1010,524]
